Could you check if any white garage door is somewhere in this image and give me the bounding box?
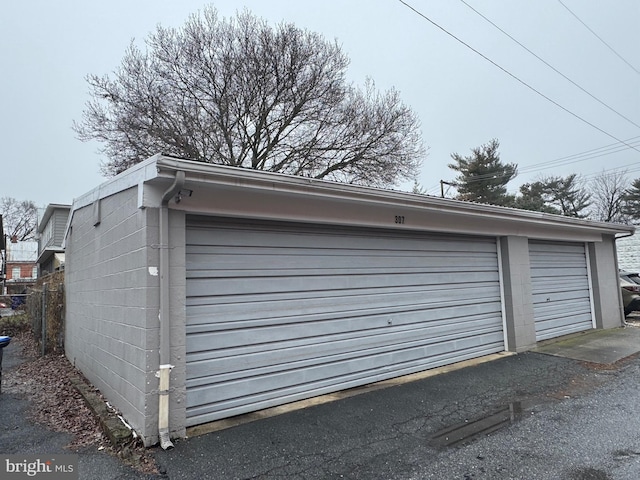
[529,241,594,341]
[185,217,505,426]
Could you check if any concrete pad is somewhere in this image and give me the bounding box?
[533,326,640,364]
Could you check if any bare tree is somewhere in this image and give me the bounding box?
[589,170,631,223]
[74,7,425,187]
[0,197,38,242]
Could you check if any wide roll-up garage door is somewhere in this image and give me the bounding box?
[529,240,594,341]
[185,217,505,426]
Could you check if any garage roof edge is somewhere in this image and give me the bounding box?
[153,155,634,236]
[65,154,635,239]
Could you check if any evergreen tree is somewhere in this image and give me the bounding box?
[623,178,640,221]
[512,182,561,214]
[448,139,517,206]
[537,174,591,218]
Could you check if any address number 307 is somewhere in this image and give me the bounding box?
[394,215,405,224]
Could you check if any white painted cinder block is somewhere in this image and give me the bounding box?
[617,232,640,273]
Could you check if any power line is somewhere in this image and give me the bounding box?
[459,0,640,131]
[428,161,640,196]
[557,0,640,76]
[426,136,640,194]
[518,137,640,174]
[396,0,640,155]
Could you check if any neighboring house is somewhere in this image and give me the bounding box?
[617,229,640,273]
[4,240,38,295]
[37,204,71,276]
[64,154,634,447]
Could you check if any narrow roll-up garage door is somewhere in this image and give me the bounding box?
[185,217,505,426]
[529,240,594,341]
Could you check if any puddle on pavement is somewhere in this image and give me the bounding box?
[430,402,524,448]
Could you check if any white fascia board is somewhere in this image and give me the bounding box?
[72,155,163,210]
[152,155,635,240]
[62,155,164,246]
[60,153,636,243]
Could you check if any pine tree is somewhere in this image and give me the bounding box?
[623,178,640,221]
[448,139,517,206]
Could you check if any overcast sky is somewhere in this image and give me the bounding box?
[2,0,638,207]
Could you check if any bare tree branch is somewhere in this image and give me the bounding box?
[0,198,38,242]
[73,7,426,187]
[589,170,631,223]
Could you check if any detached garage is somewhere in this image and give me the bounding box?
[64,154,634,446]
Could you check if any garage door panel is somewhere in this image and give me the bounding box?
[533,302,591,320]
[187,222,498,253]
[186,329,505,409]
[187,271,500,298]
[186,309,503,369]
[185,218,504,426]
[529,240,593,341]
[535,315,593,339]
[530,277,589,292]
[186,282,501,327]
[186,254,499,277]
[531,290,591,304]
[185,304,504,346]
[186,331,505,422]
[186,320,504,386]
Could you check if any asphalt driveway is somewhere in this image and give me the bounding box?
[3,325,640,479]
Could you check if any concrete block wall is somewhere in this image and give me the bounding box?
[589,237,625,328]
[500,236,536,352]
[65,186,160,444]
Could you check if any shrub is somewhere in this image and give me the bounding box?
[0,312,31,337]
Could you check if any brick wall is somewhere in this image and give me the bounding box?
[5,262,37,280]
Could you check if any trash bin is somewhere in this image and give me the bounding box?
[0,336,11,394]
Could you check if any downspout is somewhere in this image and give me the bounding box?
[614,230,635,326]
[157,170,185,450]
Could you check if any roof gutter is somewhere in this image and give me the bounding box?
[157,170,185,450]
[615,229,636,240]
[153,155,634,238]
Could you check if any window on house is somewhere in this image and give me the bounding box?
[32,266,38,278]
[12,267,21,279]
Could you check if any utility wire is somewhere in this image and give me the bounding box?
[557,0,640,76]
[428,135,640,194]
[427,160,640,196]
[518,137,640,174]
[396,0,640,155]
[459,0,640,130]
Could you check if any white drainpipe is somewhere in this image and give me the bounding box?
[157,170,185,450]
